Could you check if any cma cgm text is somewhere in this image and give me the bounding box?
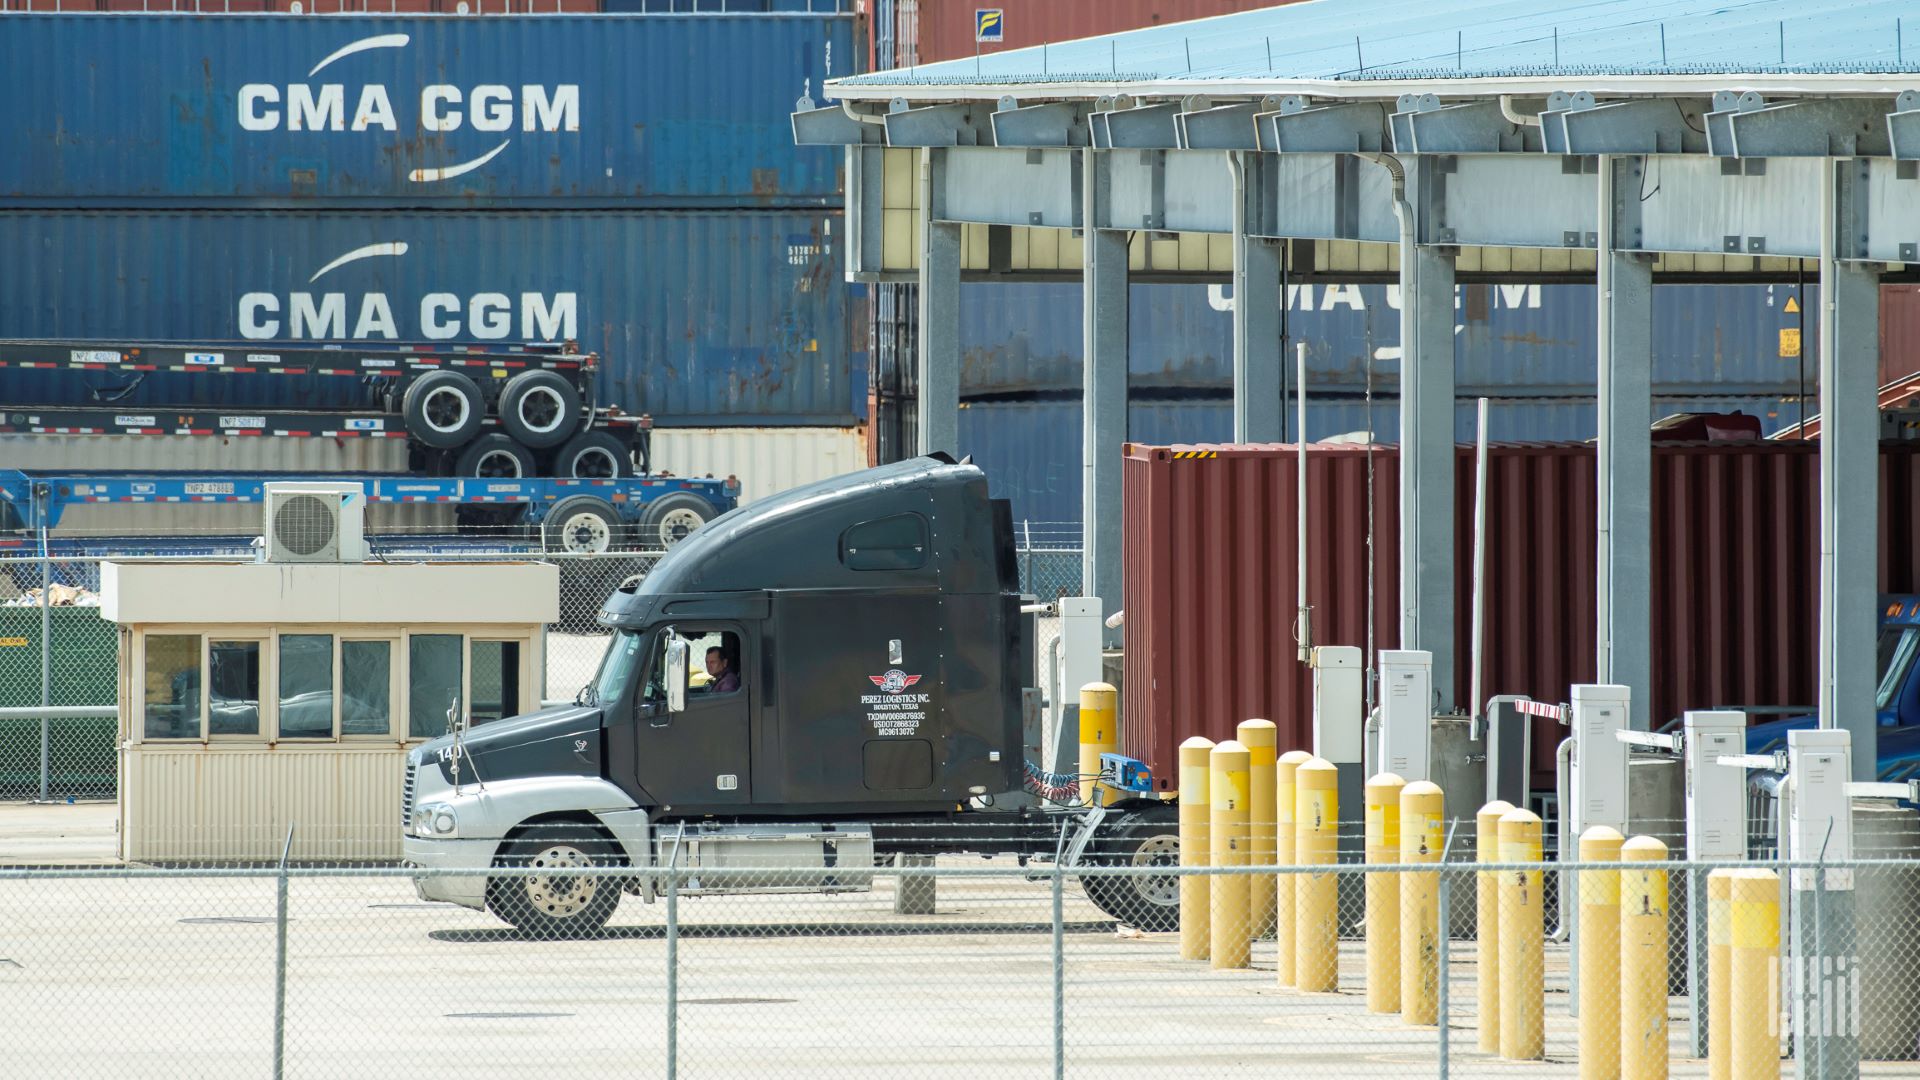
[238,293,579,340]
[237,84,580,133]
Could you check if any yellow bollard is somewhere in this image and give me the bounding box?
[1620,836,1670,1080]
[1707,871,1733,1080]
[1399,780,1445,1026]
[1498,807,1545,1060]
[1577,826,1626,1080]
[1728,869,1781,1080]
[1239,719,1279,939]
[1274,750,1312,987]
[1077,683,1120,807]
[1177,737,1215,961]
[1209,740,1253,970]
[1294,756,1340,992]
[1364,772,1406,1013]
[1476,800,1515,1054]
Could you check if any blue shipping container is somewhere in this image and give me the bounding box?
[962,395,1805,528]
[0,210,855,425]
[955,281,1814,397]
[0,14,853,207]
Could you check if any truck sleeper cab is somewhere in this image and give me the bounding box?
[403,455,1180,937]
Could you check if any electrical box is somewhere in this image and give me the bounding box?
[1570,684,1630,836]
[1312,645,1364,766]
[1051,597,1104,777]
[1682,710,1748,860]
[1786,728,1854,890]
[1377,650,1432,781]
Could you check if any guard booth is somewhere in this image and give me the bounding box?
[103,490,558,862]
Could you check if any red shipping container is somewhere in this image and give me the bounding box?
[1121,440,1920,792]
[906,0,1299,66]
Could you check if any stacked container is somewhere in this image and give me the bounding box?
[0,11,866,488]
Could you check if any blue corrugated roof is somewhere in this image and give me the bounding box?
[834,0,1919,91]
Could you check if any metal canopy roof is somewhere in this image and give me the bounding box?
[832,0,1920,100]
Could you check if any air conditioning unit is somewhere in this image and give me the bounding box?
[263,483,367,563]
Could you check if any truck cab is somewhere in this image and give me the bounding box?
[1744,594,1920,779]
[403,455,1179,936]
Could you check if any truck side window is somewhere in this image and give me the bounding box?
[840,513,928,571]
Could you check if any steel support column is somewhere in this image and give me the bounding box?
[1083,150,1129,638]
[916,148,961,456]
[1818,160,1880,777]
[1232,151,1283,442]
[1400,175,1456,708]
[1596,156,1654,730]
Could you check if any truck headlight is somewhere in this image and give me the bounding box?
[417,803,458,837]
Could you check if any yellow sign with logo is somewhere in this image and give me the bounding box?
[0,636,29,647]
[1779,327,1802,357]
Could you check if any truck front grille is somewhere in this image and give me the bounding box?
[402,762,417,831]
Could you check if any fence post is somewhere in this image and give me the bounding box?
[1052,862,1065,1080]
[272,826,293,1080]
[1437,870,1451,1080]
[38,515,52,803]
[666,866,679,1080]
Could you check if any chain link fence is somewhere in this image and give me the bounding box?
[3,854,1916,1077]
[0,523,1083,801]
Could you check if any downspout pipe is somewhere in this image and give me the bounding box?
[1356,152,1419,656]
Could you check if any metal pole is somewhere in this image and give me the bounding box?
[1297,342,1311,661]
[38,494,52,804]
[666,866,680,1080]
[1469,397,1489,722]
[272,826,293,1080]
[1687,864,1707,1059]
[1437,871,1451,1080]
[1052,862,1065,1080]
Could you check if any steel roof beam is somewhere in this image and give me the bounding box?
[789,104,886,146]
[1704,93,1894,158]
[1254,99,1389,153]
[1538,93,1707,155]
[1390,96,1541,154]
[884,102,991,147]
[989,101,1091,148]
[1888,91,1920,160]
[1093,102,1185,149]
[1177,101,1271,150]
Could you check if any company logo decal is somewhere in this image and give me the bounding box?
[867,669,923,694]
[237,33,580,184]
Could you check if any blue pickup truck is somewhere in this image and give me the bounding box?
[1743,594,1920,780]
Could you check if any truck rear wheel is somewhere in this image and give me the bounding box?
[402,370,485,449]
[499,370,582,449]
[1080,807,1181,932]
[486,831,623,939]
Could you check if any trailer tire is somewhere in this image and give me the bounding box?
[453,434,536,479]
[499,370,582,449]
[485,830,623,939]
[402,370,484,449]
[1080,807,1181,932]
[638,493,717,551]
[554,429,633,479]
[543,495,625,555]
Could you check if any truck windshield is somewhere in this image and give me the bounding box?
[585,629,644,706]
[1876,627,1919,710]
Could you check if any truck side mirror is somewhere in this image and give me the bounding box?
[664,633,690,714]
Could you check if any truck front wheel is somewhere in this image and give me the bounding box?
[1080,808,1181,932]
[485,831,623,939]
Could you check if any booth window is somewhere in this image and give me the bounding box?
[208,640,261,737]
[839,513,928,571]
[471,640,522,724]
[341,640,393,737]
[409,634,464,739]
[278,634,334,739]
[143,634,202,740]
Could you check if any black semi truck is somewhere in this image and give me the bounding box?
[403,455,1179,935]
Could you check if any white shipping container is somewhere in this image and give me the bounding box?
[648,427,867,505]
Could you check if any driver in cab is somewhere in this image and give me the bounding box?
[703,646,740,694]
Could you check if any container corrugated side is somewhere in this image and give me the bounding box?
[1,13,853,206]
[944,281,1816,396]
[1119,441,1920,792]
[902,0,1293,66]
[0,210,855,425]
[648,426,867,504]
[961,395,1801,526]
